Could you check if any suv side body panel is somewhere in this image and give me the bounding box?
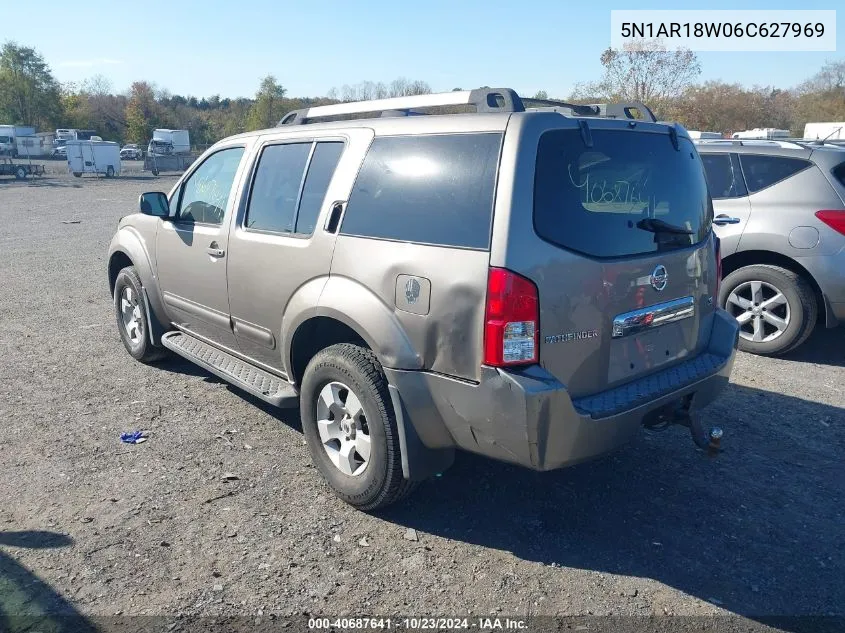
[328,239,490,379]
[738,159,844,257]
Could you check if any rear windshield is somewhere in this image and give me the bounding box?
[534,129,712,258]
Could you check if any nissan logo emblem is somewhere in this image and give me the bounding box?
[650,265,668,291]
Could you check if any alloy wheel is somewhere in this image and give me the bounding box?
[726,280,791,343]
[120,286,143,345]
[315,381,371,477]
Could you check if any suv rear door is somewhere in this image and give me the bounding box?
[700,152,751,255]
[225,129,373,370]
[499,117,717,398]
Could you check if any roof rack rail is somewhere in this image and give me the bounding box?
[693,139,808,150]
[277,88,657,125]
[278,88,525,125]
[522,98,657,122]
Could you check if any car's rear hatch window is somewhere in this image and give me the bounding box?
[533,129,712,258]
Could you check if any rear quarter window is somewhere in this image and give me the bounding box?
[832,161,845,188]
[738,154,812,193]
[534,129,712,258]
[340,133,502,249]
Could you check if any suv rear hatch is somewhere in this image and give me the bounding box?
[528,126,717,398]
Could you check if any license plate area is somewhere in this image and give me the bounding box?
[608,324,690,384]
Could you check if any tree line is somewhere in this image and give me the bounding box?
[1,40,843,148]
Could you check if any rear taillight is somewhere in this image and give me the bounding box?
[483,267,539,367]
[714,234,722,302]
[815,210,845,236]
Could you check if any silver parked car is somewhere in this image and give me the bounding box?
[696,139,845,355]
[107,89,738,510]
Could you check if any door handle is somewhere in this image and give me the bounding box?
[206,241,225,258]
[713,215,741,226]
[325,201,346,234]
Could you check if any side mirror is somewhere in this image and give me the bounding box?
[139,191,170,217]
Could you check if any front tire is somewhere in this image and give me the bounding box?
[113,266,168,363]
[720,264,816,356]
[300,344,415,511]
[14,166,26,180]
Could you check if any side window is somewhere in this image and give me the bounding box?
[295,142,344,235]
[177,147,245,225]
[833,162,845,188]
[701,153,746,199]
[246,143,312,233]
[340,133,502,249]
[739,154,811,194]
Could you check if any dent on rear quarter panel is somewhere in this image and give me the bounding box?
[316,275,423,370]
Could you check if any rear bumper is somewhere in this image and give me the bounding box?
[385,308,739,473]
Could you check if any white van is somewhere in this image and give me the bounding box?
[66,140,121,177]
[803,122,845,141]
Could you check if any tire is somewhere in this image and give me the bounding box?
[151,168,159,176]
[73,172,81,178]
[113,266,168,363]
[300,343,416,511]
[719,264,817,356]
[14,166,26,180]
[106,165,115,178]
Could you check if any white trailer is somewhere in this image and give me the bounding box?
[731,128,790,140]
[687,131,722,139]
[15,132,55,158]
[66,140,121,178]
[803,122,845,141]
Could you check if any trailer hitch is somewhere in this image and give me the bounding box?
[644,400,723,456]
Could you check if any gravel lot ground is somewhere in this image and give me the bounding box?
[0,173,843,633]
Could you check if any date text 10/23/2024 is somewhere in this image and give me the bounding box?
[308,617,529,630]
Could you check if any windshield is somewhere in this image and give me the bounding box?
[533,129,712,258]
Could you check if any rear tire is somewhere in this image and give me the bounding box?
[14,166,26,180]
[300,344,416,511]
[72,172,81,178]
[113,266,168,364]
[719,264,816,356]
[106,165,115,178]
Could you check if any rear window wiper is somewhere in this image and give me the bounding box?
[636,218,693,235]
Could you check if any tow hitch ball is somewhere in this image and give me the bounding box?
[645,403,723,456]
[679,409,723,456]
